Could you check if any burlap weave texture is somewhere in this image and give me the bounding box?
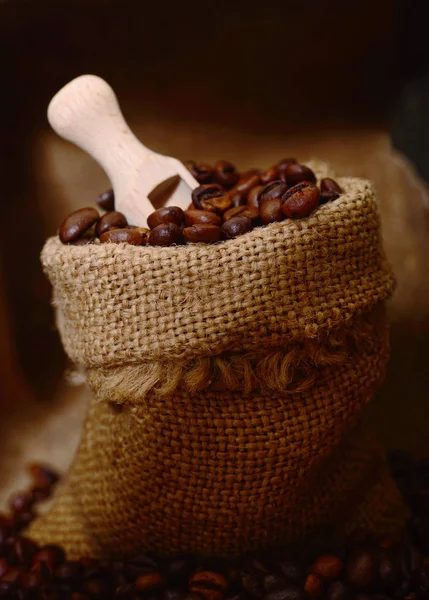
[29,166,406,559]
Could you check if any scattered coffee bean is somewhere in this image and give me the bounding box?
[257,181,288,204]
[95,211,128,237]
[247,185,264,209]
[148,223,183,246]
[184,161,215,184]
[221,216,253,239]
[281,183,320,219]
[229,174,261,206]
[147,206,185,229]
[281,163,316,186]
[59,208,99,244]
[320,178,343,204]
[304,573,323,598]
[260,167,278,185]
[135,571,165,591]
[215,160,239,188]
[223,206,259,224]
[96,189,115,211]
[100,228,145,246]
[259,198,284,225]
[183,225,222,244]
[184,210,222,227]
[311,555,343,580]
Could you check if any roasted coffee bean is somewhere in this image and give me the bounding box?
[281,163,316,186]
[325,581,352,600]
[278,561,305,585]
[183,225,222,244]
[28,465,59,489]
[263,573,288,592]
[100,228,144,246]
[215,160,239,188]
[345,550,377,588]
[257,181,288,204]
[31,486,53,503]
[147,207,185,229]
[223,206,259,224]
[277,158,297,170]
[97,189,115,211]
[59,208,100,244]
[259,198,284,225]
[148,223,183,246]
[311,555,343,580]
[281,183,320,219]
[221,216,253,239]
[260,168,278,185]
[184,210,222,227]
[320,178,342,204]
[247,185,264,209]
[135,571,164,591]
[190,570,229,591]
[96,211,128,237]
[192,184,232,214]
[82,577,109,598]
[184,161,215,184]
[70,236,93,246]
[263,584,307,600]
[304,573,323,598]
[229,174,261,206]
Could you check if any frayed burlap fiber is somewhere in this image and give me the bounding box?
[29,163,407,559]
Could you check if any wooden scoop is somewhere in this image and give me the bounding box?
[47,74,198,227]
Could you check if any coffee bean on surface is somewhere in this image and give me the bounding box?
[259,198,284,225]
[59,208,100,243]
[260,167,279,185]
[247,185,264,209]
[214,160,239,188]
[281,183,320,219]
[304,573,323,598]
[320,178,343,204]
[147,206,185,229]
[96,188,115,211]
[95,211,128,237]
[345,550,377,588]
[192,184,230,213]
[148,223,183,246]
[223,206,259,224]
[184,210,222,227]
[311,555,343,581]
[100,228,144,246]
[183,224,222,244]
[282,163,316,186]
[184,161,215,184]
[258,181,288,204]
[221,216,253,239]
[229,174,261,206]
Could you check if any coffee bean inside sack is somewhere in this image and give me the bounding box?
[58,160,343,247]
[1,453,429,599]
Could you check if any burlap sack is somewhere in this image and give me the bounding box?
[29,164,407,559]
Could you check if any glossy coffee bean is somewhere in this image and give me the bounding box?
[229,174,261,206]
[190,570,228,591]
[277,157,297,169]
[304,573,323,598]
[221,216,253,239]
[247,185,264,209]
[311,555,343,580]
[281,183,320,219]
[184,210,222,227]
[260,167,278,185]
[281,163,316,186]
[59,208,100,244]
[148,223,183,246]
[97,189,115,211]
[147,206,185,229]
[259,198,284,225]
[320,178,343,204]
[96,211,128,237]
[215,160,239,188]
[135,571,164,591]
[345,550,377,588]
[257,181,288,204]
[192,184,226,210]
[100,228,144,246]
[183,225,222,244]
[184,161,215,184]
[223,206,259,224]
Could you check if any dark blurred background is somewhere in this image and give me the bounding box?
[0,0,428,457]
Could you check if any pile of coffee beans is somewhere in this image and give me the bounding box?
[1,452,429,599]
[58,159,343,247]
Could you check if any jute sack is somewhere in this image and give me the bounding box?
[29,164,407,559]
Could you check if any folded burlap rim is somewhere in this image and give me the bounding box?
[42,162,395,401]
